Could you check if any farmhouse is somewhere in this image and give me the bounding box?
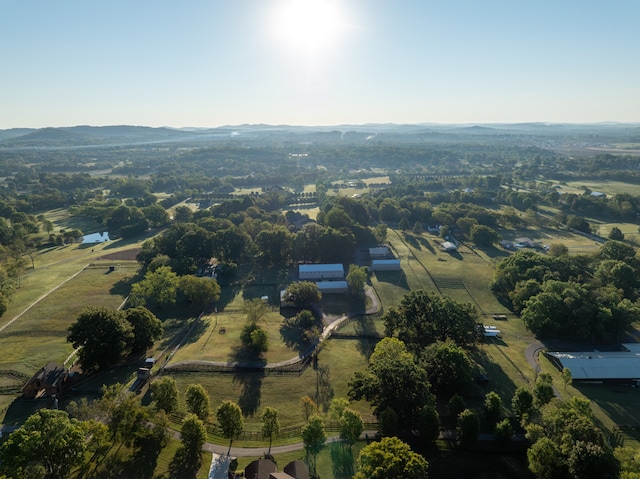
[547,343,640,382]
[371,259,401,271]
[368,246,390,258]
[514,237,537,248]
[244,459,309,479]
[316,280,348,294]
[299,263,344,280]
[22,362,67,399]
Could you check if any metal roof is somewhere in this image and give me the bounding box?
[547,345,640,380]
[298,264,344,272]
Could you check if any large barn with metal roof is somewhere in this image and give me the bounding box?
[546,343,640,383]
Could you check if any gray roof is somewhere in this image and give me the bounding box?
[548,344,640,380]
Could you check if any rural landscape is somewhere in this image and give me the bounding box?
[1,122,640,479]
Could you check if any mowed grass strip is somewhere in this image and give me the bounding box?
[0,266,133,374]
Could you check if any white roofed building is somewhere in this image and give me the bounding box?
[299,264,344,280]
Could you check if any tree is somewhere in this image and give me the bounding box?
[456,408,480,448]
[495,418,513,446]
[608,226,625,241]
[568,441,620,479]
[417,405,440,443]
[0,409,86,479]
[373,223,388,244]
[129,265,179,308]
[448,393,467,419]
[548,242,569,257]
[179,275,221,311]
[534,373,555,408]
[150,377,179,413]
[242,298,269,324]
[484,390,502,424]
[599,240,636,263]
[354,436,429,479]
[349,338,434,431]
[421,339,475,394]
[469,224,500,247]
[561,367,573,390]
[169,414,206,479]
[346,264,367,298]
[301,395,319,422]
[249,326,269,353]
[216,400,244,455]
[261,407,280,454]
[302,415,326,475]
[528,437,566,479]
[185,384,210,421]
[339,408,363,448]
[284,281,322,309]
[123,306,163,353]
[512,387,534,420]
[67,306,133,371]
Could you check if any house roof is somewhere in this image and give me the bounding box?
[284,460,310,479]
[245,459,277,479]
[269,473,295,479]
[299,264,344,273]
[24,362,66,389]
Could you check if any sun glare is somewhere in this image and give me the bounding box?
[271,0,346,62]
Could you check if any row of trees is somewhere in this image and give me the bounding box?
[493,243,640,342]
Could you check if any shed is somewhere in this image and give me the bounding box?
[371,259,401,271]
[299,264,344,280]
[441,241,457,252]
[368,247,390,258]
[316,280,348,294]
[22,362,67,399]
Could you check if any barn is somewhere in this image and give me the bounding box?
[369,247,390,259]
[299,264,344,280]
[371,259,401,271]
[547,343,640,383]
[316,281,348,294]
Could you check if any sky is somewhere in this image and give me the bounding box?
[2,0,639,129]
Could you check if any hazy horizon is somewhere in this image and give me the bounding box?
[2,1,639,129]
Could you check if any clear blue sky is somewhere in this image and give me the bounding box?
[2,0,639,128]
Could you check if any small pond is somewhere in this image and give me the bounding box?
[81,232,111,243]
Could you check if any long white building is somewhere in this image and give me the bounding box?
[299,264,344,280]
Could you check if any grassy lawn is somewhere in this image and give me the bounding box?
[164,337,375,429]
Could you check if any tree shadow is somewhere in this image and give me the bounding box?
[374,270,410,289]
[329,442,355,479]
[416,235,436,254]
[469,348,520,403]
[403,233,422,251]
[232,370,266,417]
[215,285,242,312]
[314,361,334,411]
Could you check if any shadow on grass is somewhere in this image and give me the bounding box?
[480,245,510,259]
[329,442,355,479]
[416,235,436,254]
[469,348,519,403]
[314,361,334,411]
[215,285,242,312]
[232,369,266,417]
[374,270,410,289]
[403,233,422,251]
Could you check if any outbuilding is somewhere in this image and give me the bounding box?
[299,264,344,280]
[547,344,640,382]
[371,259,401,271]
[441,241,457,252]
[369,247,390,259]
[316,280,348,294]
[22,362,67,399]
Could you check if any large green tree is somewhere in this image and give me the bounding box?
[129,265,179,308]
[384,289,478,352]
[123,306,163,353]
[421,339,475,394]
[178,275,221,311]
[185,384,210,421]
[346,264,367,299]
[284,281,322,309]
[354,436,429,479]
[0,409,86,479]
[349,337,435,431]
[67,306,133,371]
[150,377,179,413]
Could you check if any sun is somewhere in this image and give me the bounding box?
[271,0,347,62]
